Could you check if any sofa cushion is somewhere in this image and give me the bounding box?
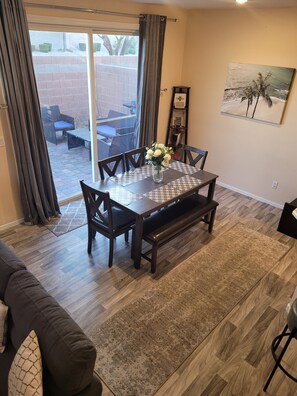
[5,270,96,395]
[8,330,42,396]
[96,125,116,138]
[54,121,73,131]
[0,240,26,300]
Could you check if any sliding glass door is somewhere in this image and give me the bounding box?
[29,29,138,202]
[93,33,138,161]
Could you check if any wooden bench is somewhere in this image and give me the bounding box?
[136,194,219,273]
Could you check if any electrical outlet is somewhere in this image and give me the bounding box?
[272,180,278,189]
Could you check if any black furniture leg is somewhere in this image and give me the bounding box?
[263,324,294,392]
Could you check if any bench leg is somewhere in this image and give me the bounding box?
[151,243,158,274]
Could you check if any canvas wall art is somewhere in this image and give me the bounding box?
[221,63,295,124]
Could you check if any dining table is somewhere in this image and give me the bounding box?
[87,161,218,269]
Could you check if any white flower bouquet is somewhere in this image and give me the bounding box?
[145,142,173,171]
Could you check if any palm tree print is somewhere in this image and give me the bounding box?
[251,72,273,118]
[240,86,255,117]
[222,63,295,124]
[241,72,273,118]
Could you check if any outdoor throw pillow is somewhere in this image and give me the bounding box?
[0,300,8,353]
[8,330,43,396]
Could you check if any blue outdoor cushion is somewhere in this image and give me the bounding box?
[54,121,73,131]
[96,125,116,138]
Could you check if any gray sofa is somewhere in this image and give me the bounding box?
[0,240,102,396]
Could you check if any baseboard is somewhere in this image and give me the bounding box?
[217,181,283,209]
[0,218,24,232]
[59,193,82,206]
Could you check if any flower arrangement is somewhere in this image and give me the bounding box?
[145,142,173,171]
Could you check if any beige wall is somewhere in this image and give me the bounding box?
[0,0,188,228]
[182,8,297,207]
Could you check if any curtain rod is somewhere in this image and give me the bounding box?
[24,3,178,22]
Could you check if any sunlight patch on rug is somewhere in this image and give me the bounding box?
[46,199,86,236]
[89,223,289,396]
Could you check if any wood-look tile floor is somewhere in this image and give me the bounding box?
[1,185,297,396]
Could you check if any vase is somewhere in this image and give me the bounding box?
[152,167,163,183]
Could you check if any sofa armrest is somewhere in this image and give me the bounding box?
[74,373,102,396]
[0,241,26,300]
[5,270,100,395]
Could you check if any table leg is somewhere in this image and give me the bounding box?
[67,134,84,150]
[133,216,143,269]
[203,179,217,223]
[207,179,216,200]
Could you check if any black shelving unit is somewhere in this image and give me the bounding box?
[165,86,190,158]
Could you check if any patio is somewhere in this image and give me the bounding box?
[47,132,93,202]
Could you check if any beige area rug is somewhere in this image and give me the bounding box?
[89,223,290,396]
[46,199,87,236]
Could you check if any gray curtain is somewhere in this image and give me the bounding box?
[136,14,167,147]
[0,0,59,224]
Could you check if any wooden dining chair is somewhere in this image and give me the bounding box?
[124,146,146,171]
[180,144,208,170]
[98,153,125,180]
[80,181,136,267]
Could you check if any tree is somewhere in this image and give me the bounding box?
[240,85,255,117]
[97,35,137,55]
[251,72,273,118]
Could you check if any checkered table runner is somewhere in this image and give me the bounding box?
[109,187,143,206]
[144,174,203,204]
[144,185,179,204]
[110,165,153,186]
[169,161,198,175]
[168,175,202,192]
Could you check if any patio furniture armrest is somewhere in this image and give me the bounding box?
[109,131,135,156]
[98,137,112,160]
[116,126,134,135]
[43,121,57,144]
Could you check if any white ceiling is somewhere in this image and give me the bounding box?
[127,0,297,9]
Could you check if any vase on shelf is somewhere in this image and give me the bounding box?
[152,167,163,183]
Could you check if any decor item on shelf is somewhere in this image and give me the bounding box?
[145,142,173,183]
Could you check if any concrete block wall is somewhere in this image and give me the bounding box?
[33,55,137,127]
